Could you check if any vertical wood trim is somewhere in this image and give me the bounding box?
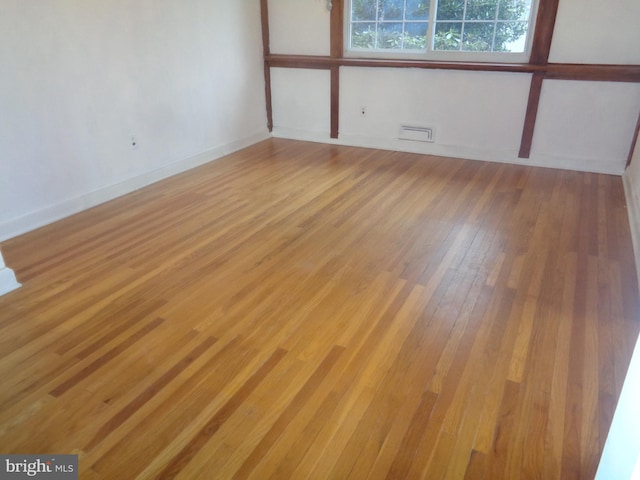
[519,73,545,159]
[264,65,273,132]
[529,0,560,65]
[520,0,559,158]
[261,0,270,57]
[330,0,344,138]
[627,112,640,168]
[330,0,344,58]
[260,0,273,132]
[331,66,340,139]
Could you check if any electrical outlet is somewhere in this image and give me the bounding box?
[361,107,367,116]
[131,136,138,149]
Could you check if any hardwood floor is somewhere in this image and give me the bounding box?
[0,138,638,479]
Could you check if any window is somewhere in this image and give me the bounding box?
[348,0,537,61]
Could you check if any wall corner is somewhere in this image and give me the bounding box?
[0,251,21,296]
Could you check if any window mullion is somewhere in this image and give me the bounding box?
[375,0,380,48]
[427,0,438,53]
[402,0,407,49]
[347,0,535,61]
[491,0,501,51]
[460,0,468,51]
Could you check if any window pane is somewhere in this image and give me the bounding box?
[352,0,378,21]
[436,0,465,20]
[461,22,495,51]
[403,22,429,49]
[349,0,534,55]
[351,22,378,48]
[496,21,528,51]
[434,22,462,50]
[497,0,531,21]
[377,22,404,49]
[381,0,404,20]
[465,0,498,21]
[406,0,430,20]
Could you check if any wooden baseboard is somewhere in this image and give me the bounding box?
[272,127,626,175]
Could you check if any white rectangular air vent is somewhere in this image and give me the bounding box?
[399,124,436,143]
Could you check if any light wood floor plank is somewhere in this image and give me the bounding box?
[0,138,638,479]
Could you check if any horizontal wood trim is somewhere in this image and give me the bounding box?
[266,54,537,73]
[339,57,538,73]
[267,55,335,70]
[266,54,640,82]
[544,64,640,83]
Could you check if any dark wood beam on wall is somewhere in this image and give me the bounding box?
[518,0,561,158]
[330,0,344,59]
[529,0,561,66]
[265,55,640,82]
[627,112,640,168]
[545,63,640,83]
[331,67,340,138]
[263,0,640,160]
[260,0,273,132]
[329,0,344,138]
[519,73,545,159]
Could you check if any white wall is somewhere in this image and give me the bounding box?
[625,135,640,253]
[271,68,332,139]
[531,81,640,173]
[596,332,640,479]
[336,68,535,165]
[0,250,20,296]
[550,0,640,64]
[268,0,330,55]
[605,127,640,480]
[0,0,268,241]
[268,0,640,175]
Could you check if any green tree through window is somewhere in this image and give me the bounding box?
[350,0,531,53]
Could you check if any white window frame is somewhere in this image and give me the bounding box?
[344,0,539,63]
